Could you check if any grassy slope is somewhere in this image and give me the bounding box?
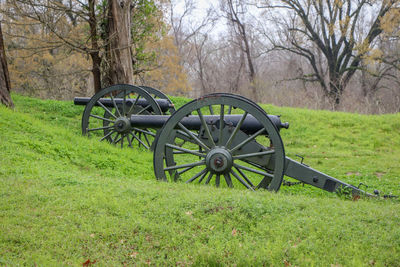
[0,94,399,266]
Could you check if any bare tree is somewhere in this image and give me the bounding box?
[3,0,103,92]
[169,0,217,54]
[0,22,13,107]
[257,0,400,109]
[3,0,164,94]
[221,0,257,99]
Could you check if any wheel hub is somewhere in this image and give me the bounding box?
[114,117,131,133]
[205,147,233,174]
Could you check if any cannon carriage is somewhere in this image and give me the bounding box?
[74,84,375,197]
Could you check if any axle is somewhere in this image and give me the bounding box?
[74,97,173,113]
[130,114,289,133]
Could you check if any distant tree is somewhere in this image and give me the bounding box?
[257,0,400,109]
[2,0,165,95]
[168,0,217,96]
[140,35,192,95]
[0,22,13,107]
[221,0,257,99]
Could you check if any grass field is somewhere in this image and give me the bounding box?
[0,94,399,266]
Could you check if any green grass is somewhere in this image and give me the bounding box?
[0,94,399,266]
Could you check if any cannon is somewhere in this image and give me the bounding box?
[74,84,378,197]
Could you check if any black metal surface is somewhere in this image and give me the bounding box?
[130,114,288,133]
[74,97,173,113]
[284,157,374,196]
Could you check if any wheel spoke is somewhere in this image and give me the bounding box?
[215,174,220,187]
[240,159,270,173]
[122,90,127,115]
[131,132,150,149]
[132,127,157,136]
[164,160,205,171]
[112,133,120,144]
[205,172,213,184]
[97,101,118,119]
[230,169,254,191]
[227,105,232,114]
[115,135,124,144]
[166,143,206,158]
[209,105,214,115]
[88,125,114,132]
[256,176,273,189]
[234,166,255,188]
[90,114,115,123]
[178,122,210,151]
[177,165,196,176]
[218,104,224,146]
[225,111,248,148]
[223,173,233,188]
[99,130,116,142]
[138,132,142,147]
[127,133,133,147]
[127,94,140,115]
[143,132,152,147]
[121,134,124,148]
[136,105,151,115]
[197,109,216,147]
[229,127,266,153]
[175,130,192,141]
[234,163,274,178]
[233,150,275,160]
[185,168,208,183]
[110,94,122,117]
[198,171,209,183]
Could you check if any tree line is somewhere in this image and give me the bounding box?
[1,0,400,113]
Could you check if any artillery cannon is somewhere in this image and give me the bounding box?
[74,84,376,197]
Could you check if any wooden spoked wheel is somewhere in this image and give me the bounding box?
[139,85,176,114]
[81,84,162,150]
[153,93,286,191]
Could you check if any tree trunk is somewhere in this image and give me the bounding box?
[88,0,102,94]
[328,75,343,110]
[0,22,13,108]
[107,0,134,85]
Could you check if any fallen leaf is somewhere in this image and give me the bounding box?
[82,259,96,266]
[130,251,138,258]
[231,228,237,236]
[185,211,193,216]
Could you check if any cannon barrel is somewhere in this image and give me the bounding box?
[74,97,173,113]
[130,114,289,133]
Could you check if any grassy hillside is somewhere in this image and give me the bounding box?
[0,94,399,266]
